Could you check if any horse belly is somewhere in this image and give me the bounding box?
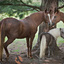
[17,31,32,38]
[17,28,36,39]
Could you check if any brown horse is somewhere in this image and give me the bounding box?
[50,10,64,26]
[0,10,52,61]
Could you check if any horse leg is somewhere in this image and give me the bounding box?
[4,38,15,59]
[26,38,29,58]
[48,46,51,57]
[0,29,5,61]
[29,36,35,58]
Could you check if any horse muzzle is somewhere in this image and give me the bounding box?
[48,22,55,27]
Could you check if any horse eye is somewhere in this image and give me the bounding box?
[54,16,56,18]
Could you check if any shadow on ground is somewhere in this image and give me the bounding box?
[0,43,64,64]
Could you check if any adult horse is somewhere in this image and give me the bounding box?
[0,10,52,61]
[40,28,64,59]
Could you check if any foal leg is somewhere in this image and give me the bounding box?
[48,46,51,58]
[29,36,34,58]
[26,38,29,58]
[4,38,15,59]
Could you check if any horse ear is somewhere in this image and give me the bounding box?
[54,8,59,13]
[60,28,61,31]
[49,9,52,13]
[45,9,47,13]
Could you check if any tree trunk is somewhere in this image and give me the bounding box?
[32,0,59,57]
[38,0,58,42]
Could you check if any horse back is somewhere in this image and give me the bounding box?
[1,18,37,38]
[1,18,22,38]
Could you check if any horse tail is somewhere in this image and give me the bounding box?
[40,35,46,58]
[0,22,2,60]
[0,21,5,61]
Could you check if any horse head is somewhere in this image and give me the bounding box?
[52,8,61,25]
[43,9,55,26]
[48,8,61,26]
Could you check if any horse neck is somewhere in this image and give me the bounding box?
[48,28,60,40]
[30,12,44,27]
[60,12,64,22]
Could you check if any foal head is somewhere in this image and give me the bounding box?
[51,9,61,26]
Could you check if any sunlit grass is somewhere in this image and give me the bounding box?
[57,21,64,28]
[13,49,20,52]
[57,21,64,45]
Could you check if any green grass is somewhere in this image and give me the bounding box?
[13,49,20,52]
[56,21,64,45]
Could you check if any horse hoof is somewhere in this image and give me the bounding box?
[39,57,46,60]
[27,55,30,58]
[27,56,30,58]
[0,59,2,61]
[29,55,33,59]
[5,57,9,61]
[47,55,50,58]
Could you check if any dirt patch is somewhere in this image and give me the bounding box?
[0,42,64,64]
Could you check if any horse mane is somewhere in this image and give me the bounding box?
[25,11,43,19]
[30,11,43,17]
[21,11,43,22]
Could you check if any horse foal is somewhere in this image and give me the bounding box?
[40,28,64,58]
[40,32,56,58]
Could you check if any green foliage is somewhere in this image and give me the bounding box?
[26,0,32,4]
[0,0,40,19]
[0,0,21,4]
[0,0,64,19]
[0,6,32,19]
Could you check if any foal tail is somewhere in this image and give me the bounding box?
[40,35,46,58]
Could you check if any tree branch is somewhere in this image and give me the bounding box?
[20,0,41,10]
[18,8,34,12]
[0,0,41,10]
[57,5,64,9]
